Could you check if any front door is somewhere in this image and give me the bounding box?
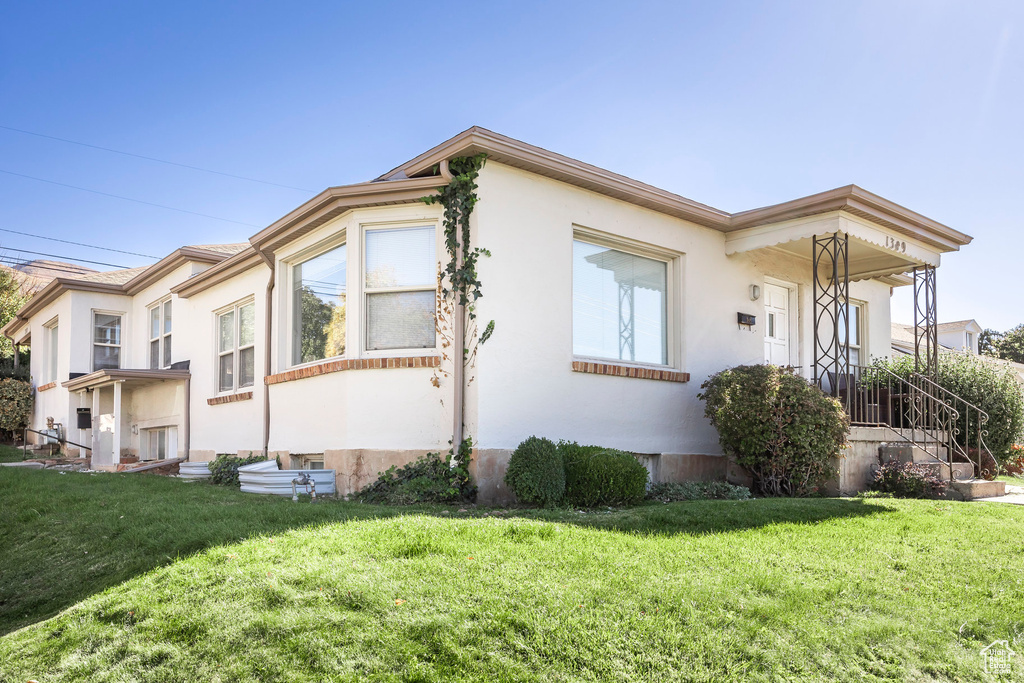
[763,283,790,365]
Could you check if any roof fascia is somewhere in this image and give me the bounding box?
[171,248,263,298]
[123,247,229,296]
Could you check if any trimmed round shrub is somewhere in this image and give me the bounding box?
[699,364,848,497]
[505,436,564,506]
[0,378,32,435]
[562,445,648,507]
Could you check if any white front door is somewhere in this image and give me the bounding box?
[763,283,790,365]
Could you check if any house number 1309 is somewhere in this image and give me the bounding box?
[885,236,907,253]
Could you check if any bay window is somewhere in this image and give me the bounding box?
[93,312,122,371]
[572,238,669,366]
[291,242,347,365]
[217,301,255,392]
[364,226,436,351]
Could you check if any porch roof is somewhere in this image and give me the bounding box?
[62,368,191,392]
[724,210,944,283]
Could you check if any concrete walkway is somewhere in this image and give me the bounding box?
[975,483,1024,505]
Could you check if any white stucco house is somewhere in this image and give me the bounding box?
[2,127,979,501]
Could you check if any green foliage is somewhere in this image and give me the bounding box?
[504,436,564,507]
[209,453,266,487]
[562,445,649,507]
[422,154,489,317]
[699,365,848,497]
[870,460,948,499]
[993,324,1024,363]
[647,481,752,502]
[0,269,27,361]
[356,444,476,505]
[979,328,1002,357]
[872,353,1024,462]
[0,378,32,434]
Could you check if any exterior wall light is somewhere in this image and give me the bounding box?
[749,284,761,301]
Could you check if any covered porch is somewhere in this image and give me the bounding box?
[62,369,191,470]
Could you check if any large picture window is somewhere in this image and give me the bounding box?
[217,301,255,392]
[364,226,436,351]
[572,239,668,366]
[149,299,172,369]
[93,312,122,371]
[292,243,347,365]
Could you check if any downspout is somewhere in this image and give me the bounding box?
[183,375,191,460]
[437,159,465,453]
[256,247,275,459]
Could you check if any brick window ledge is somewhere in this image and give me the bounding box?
[36,381,57,392]
[572,360,689,383]
[266,355,440,386]
[208,391,253,406]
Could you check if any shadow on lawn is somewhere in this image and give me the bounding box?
[0,467,891,635]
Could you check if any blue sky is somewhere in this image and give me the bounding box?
[1,1,1021,328]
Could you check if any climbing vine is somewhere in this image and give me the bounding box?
[422,153,490,317]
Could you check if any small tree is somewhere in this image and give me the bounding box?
[699,365,848,496]
[995,324,1024,364]
[0,377,32,439]
[0,269,27,363]
[979,329,1003,357]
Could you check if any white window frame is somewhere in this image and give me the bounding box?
[843,300,867,365]
[965,331,975,353]
[284,231,348,370]
[215,298,256,394]
[43,317,58,383]
[148,297,173,369]
[142,425,177,461]
[571,227,681,370]
[92,310,124,371]
[361,222,438,357]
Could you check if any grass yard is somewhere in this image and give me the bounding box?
[0,443,26,462]
[1,469,1023,681]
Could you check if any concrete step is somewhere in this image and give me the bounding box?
[879,442,950,465]
[950,479,1006,500]
[911,461,974,482]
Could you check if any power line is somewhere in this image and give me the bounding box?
[0,168,261,228]
[0,227,159,259]
[0,247,130,269]
[0,123,315,193]
[0,257,101,278]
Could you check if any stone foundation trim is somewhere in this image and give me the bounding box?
[266,355,440,386]
[571,360,689,383]
[207,391,254,406]
[36,381,57,392]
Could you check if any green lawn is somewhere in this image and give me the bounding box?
[1,469,1023,681]
[0,443,25,462]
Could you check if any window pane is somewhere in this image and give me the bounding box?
[293,245,346,365]
[150,306,160,340]
[163,300,172,335]
[157,429,166,459]
[163,335,172,367]
[572,241,667,365]
[365,227,435,288]
[94,345,120,370]
[218,311,235,353]
[239,346,255,388]
[94,314,121,345]
[150,339,160,369]
[239,303,255,347]
[366,291,436,351]
[219,353,234,392]
[48,326,58,381]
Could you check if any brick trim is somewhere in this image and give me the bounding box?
[207,391,253,406]
[36,381,57,392]
[266,355,441,386]
[571,360,689,383]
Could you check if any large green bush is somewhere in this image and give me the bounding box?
[504,436,564,507]
[699,365,848,496]
[0,378,32,435]
[871,354,1024,463]
[561,444,648,507]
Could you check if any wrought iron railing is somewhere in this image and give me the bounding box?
[813,364,977,481]
[907,372,995,478]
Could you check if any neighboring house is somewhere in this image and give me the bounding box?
[1,127,978,502]
[892,320,1024,384]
